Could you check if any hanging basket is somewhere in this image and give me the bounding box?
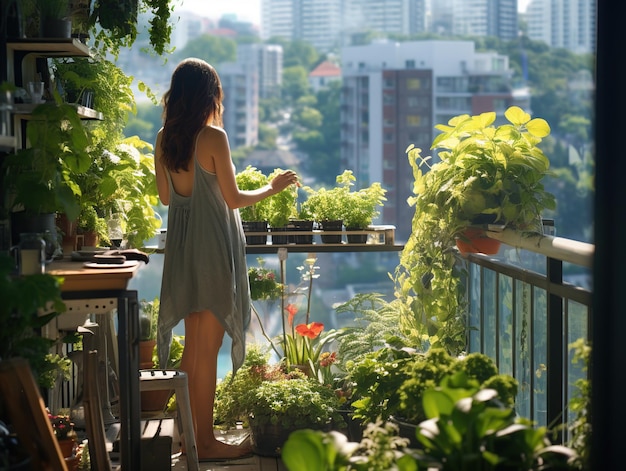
[455,227,501,255]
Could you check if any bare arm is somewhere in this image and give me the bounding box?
[196,126,298,209]
[154,129,170,205]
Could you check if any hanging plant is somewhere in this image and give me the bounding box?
[92,0,173,56]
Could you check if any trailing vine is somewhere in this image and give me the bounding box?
[90,0,174,57]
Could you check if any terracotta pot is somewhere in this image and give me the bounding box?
[455,228,501,255]
[57,438,76,458]
[139,339,156,368]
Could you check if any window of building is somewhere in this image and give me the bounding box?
[406,115,421,126]
[406,78,421,90]
[406,60,416,69]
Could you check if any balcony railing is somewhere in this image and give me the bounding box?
[461,229,593,441]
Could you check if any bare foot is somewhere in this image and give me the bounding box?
[196,440,252,461]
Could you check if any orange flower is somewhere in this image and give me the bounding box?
[295,322,324,339]
[286,303,298,326]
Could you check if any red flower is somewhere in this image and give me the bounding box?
[286,303,298,326]
[295,322,324,339]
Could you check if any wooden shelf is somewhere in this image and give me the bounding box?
[7,38,90,57]
[13,103,103,120]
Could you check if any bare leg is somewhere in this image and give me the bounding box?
[182,310,251,460]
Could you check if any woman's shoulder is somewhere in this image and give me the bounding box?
[198,124,228,141]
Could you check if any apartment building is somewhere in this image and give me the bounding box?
[237,43,284,100]
[526,0,596,53]
[340,40,528,240]
[219,61,259,149]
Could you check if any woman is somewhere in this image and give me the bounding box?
[154,58,298,460]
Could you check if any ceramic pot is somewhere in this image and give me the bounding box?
[455,227,501,255]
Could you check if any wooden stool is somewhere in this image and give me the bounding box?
[138,370,198,471]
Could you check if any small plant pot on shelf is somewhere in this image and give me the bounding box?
[269,225,289,245]
[289,220,313,244]
[455,227,501,255]
[318,220,343,244]
[346,227,368,244]
[242,221,268,245]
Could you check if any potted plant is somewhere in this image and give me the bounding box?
[347,346,517,447]
[394,106,557,358]
[0,254,72,390]
[265,168,298,244]
[3,95,91,252]
[339,171,387,243]
[406,106,556,255]
[235,165,270,245]
[282,374,576,471]
[34,0,71,38]
[75,205,107,248]
[53,56,161,250]
[215,344,344,456]
[301,171,353,243]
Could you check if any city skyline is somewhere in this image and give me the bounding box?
[174,0,531,27]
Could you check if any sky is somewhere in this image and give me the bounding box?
[174,0,531,26]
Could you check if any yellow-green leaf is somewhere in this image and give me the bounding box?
[525,118,551,137]
[505,106,530,126]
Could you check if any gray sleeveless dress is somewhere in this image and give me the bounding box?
[156,153,250,375]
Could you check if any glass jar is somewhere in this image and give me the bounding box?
[14,233,46,275]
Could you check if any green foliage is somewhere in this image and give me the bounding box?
[347,347,517,425]
[412,373,576,470]
[282,429,359,471]
[139,297,159,341]
[0,255,71,388]
[266,168,298,227]
[333,293,411,371]
[394,106,557,356]
[2,96,91,220]
[235,166,270,221]
[90,0,174,57]
[34,0,69,18]
[250,377,343,428]
[282,374,576,471]
[567,339,591,470]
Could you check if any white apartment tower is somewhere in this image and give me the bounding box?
[261,0,343,52]
[340,40,526,240]
[219,61,259,149]
[237,43,283,99]
[526,0,596,53]
[261,0,426,51]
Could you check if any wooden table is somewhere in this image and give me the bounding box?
[46,258,144,470]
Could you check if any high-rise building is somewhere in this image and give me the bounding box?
[261,0,426,51]
[451,0,518,40]
[340,40,528,240]
[526,0,596,53]
[219,62,259,149]
[237,44,284,100]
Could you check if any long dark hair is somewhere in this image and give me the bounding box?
[160,58,224,172]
